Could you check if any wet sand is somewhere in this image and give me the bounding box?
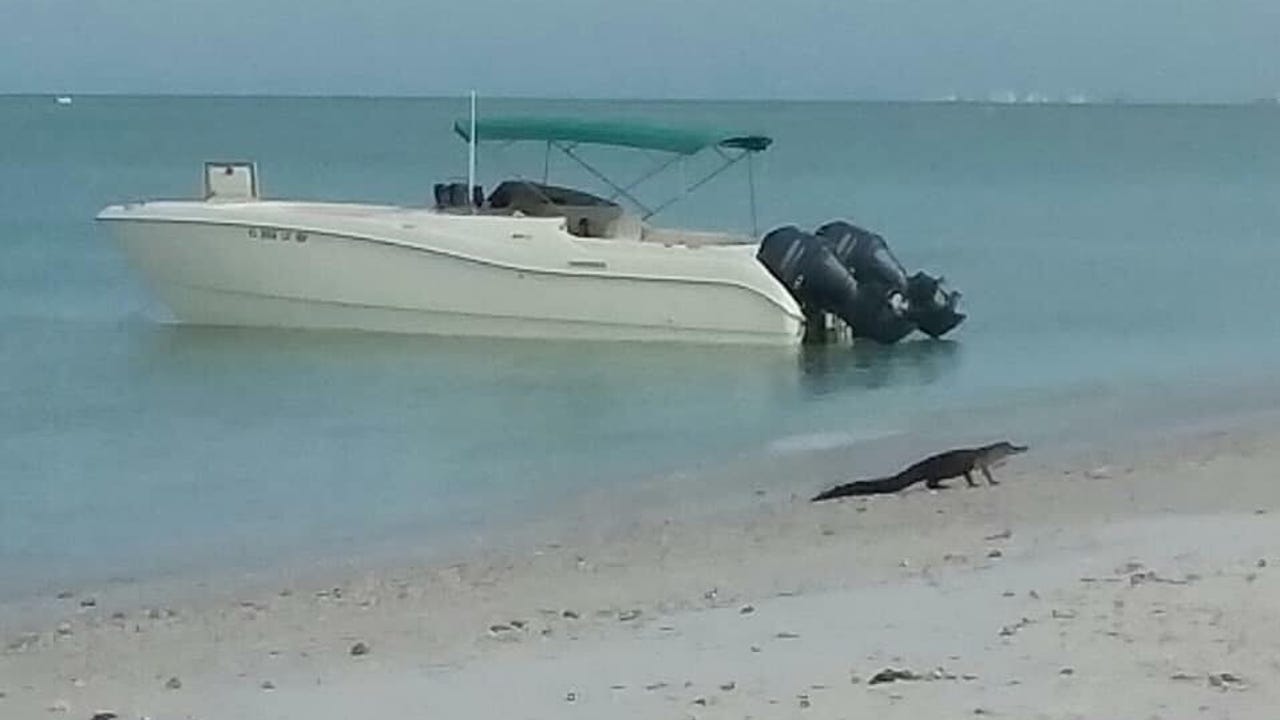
[4,422,1280,719]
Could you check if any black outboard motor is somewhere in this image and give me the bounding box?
[816,219,966,340]
[815,221,909,290]
[905,272,966,338]
[757,226,915,344]
[848,280,917,344]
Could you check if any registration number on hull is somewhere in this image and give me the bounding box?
[247,227,308,243]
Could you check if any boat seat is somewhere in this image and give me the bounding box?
[562,205,625,237]
[433,182,482,209]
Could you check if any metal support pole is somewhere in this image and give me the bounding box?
[605,152,684,203]
[646,150,748,219]
[556,142,654,216]
[467,91,477,213]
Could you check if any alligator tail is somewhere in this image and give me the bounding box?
[811,475,910,501]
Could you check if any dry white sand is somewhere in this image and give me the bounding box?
[4,424,1280,719]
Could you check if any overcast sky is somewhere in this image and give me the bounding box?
[3,0,1278,101]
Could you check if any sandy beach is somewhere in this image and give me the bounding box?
[4,420,1280,720]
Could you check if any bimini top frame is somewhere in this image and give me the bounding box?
[452,115,773,233]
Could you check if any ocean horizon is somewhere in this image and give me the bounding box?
[9,91,1280,107]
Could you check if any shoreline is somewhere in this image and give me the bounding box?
[0,392,1266,616]
[5,411,1280,717]
[4,395,1277,621]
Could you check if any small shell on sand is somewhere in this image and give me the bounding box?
[1208,672,1244,689]
[644,682,667,691]
[868,668,920,684]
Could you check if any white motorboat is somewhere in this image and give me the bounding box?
[97,103,965,346]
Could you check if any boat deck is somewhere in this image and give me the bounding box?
[107,199,754,248]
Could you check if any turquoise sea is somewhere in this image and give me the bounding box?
[2,96,1280,598]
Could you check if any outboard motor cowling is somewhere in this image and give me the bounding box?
[816,219,967,341]
[815,220,909,291]
[757,226,914,344]
[757,226,864,315]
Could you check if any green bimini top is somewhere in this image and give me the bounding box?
[452,116,772,155]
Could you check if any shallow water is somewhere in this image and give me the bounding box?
[2,96,1279,597]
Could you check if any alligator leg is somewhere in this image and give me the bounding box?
[964,470,977,487]
[982,466,998,485]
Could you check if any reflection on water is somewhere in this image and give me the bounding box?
[797,339,963,395]
[131,323,965,424]
[129,322,813,403]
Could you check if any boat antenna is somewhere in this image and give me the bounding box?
[467,90,478,213]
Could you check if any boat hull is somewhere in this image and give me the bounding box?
[98,207,805,346]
